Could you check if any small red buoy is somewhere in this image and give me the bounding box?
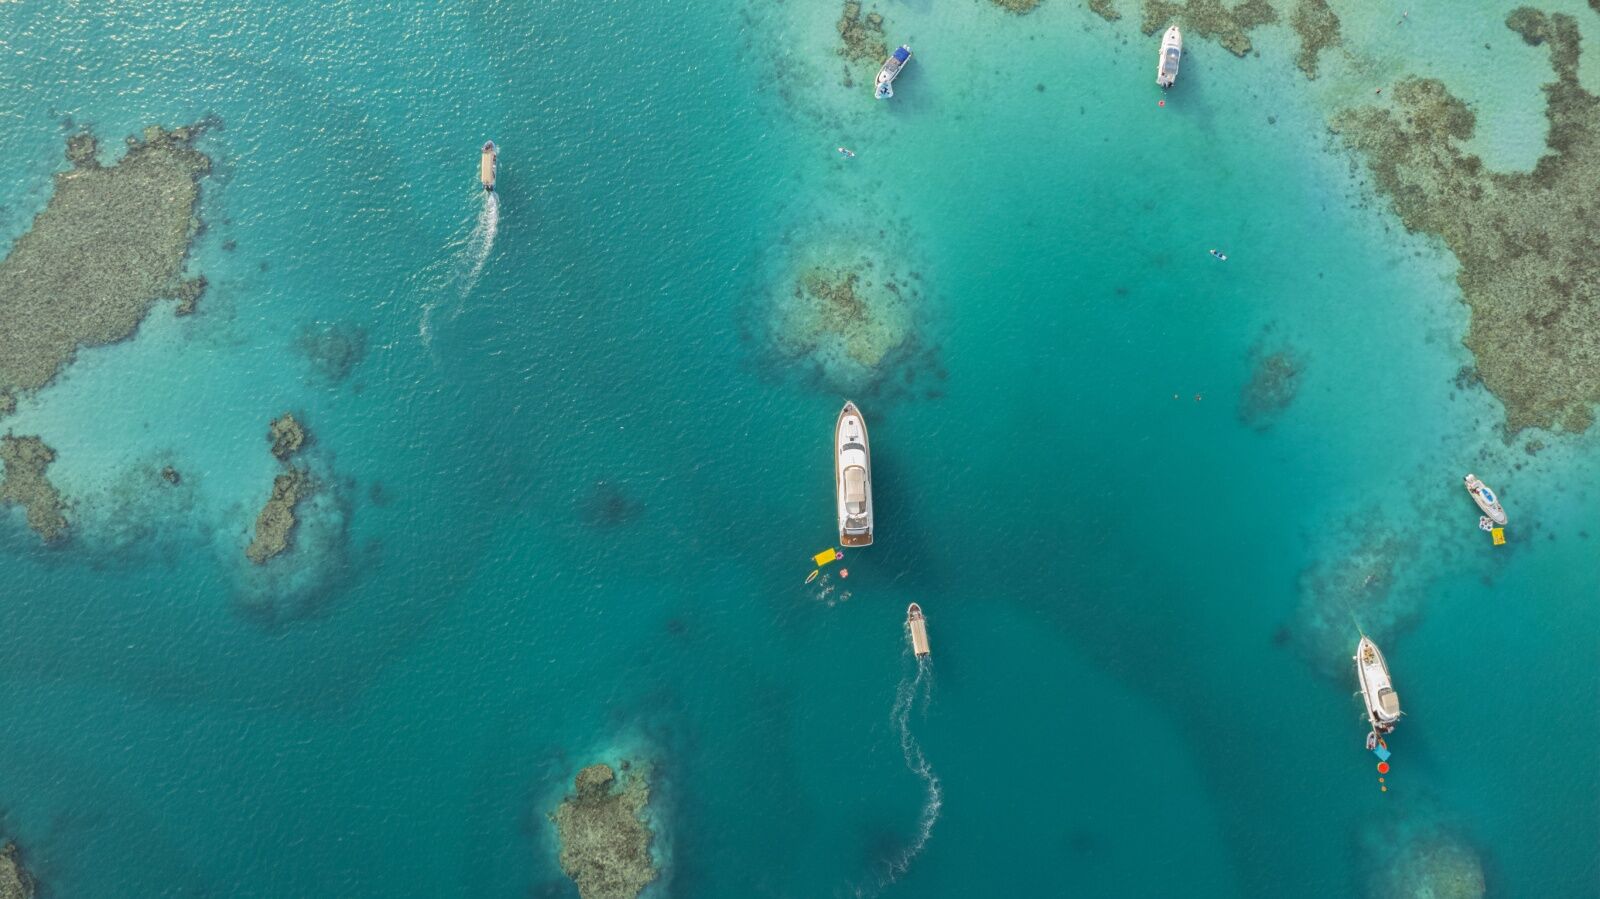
[1158,100,1166,107]
[840,568,849,578]
[1376,761,1390,774]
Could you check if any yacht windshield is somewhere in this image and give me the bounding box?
[1162,49,1180,74]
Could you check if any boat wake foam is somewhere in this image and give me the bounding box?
[873,656,941,892]
[419,190,499,345]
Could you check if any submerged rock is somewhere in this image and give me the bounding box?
[1333,10,1600,432]
[1239,341,1304,429]
[836,1,887,85]
[551,763,658,899]
[268,412,307,461]
[246,468,313,564]
[295,323,368,385]
[161,465,182,485]
[0,842,34,899]
[0,435,67,543]
[0,124,210,403]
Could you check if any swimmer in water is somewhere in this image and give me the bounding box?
[837,147,855,158]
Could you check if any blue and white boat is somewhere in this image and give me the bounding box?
[875,45,912,100]
[1464,473,1507,525]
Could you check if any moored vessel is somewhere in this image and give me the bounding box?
[876,45,912,100]
[1156,26,1182,88]
[480,141,497,192]
[1463,474,1506,525]
[835,401,874,546]
[1354,635,1401,749]
[907,603,930,658]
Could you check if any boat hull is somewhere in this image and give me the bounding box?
[907,603,930,658]
[480,141,497,192]
[1354,636,1401,735]
[1464,474,1507,525]
[835,401,874,547]
[1156,26,1182,87]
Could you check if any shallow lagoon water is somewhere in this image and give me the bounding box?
[1,0,1598,896]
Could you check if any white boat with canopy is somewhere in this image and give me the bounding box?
[835,401,874,546]
[1464,473,1507,525]
[1156,26,1182,88]
[1354,635,1401,749]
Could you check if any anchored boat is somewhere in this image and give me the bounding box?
[1354,635,1401,749]
[1463,474,1507,525]
[907,603,930,658]
[876,45,912,100]
[1156,26,1182,88]
[480,141,497,192]
[835,401,874,547]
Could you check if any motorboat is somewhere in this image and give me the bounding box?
[907,603,930,658]
[1156,26,1182,88]
[876,45,912,100]
[1354,635,1401,748]
[1463,474,1506,525]
[480,141,497,192]
[835,401,874,546]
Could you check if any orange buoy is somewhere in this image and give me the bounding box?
[1376,761,1390,774]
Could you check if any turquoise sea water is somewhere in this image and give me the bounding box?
[2,0,1599,895]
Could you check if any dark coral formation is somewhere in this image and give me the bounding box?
[0,125,209,403]
[294,323,368,384]
[0,842,33,899]
[0,435,67,543]
[836,1,887,66]
[1239,342,1304,429]
[0,394,13,418]
[1362,812,1487,898]
[1088,0,1122,20]
[582,481,643,529]
[551,763,658,899]
[1289,520,1422,679]
[1139,0,1278,57]
[778,261,920,383]
[1333,10,1600,432]
[268,413,307,461]
[246,468,313,565]
[1289,0,1340,78]
[248,412,315,564]
[991,0,1043,13]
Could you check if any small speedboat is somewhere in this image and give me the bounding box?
[835,401,874,546]
[875,45,912,100]
[480,141,497,192]
[1463,474,1507,525]
[907,603,930,658]
[1156,26,1182,88]
[1354,635,1401,748]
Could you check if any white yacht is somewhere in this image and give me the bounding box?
[1463,474,1507,525]
[907,603,930,658]
[1354,635,1401,749]
[1156,26,1182,88]
[876,45,912,100]
[835,401,874,546]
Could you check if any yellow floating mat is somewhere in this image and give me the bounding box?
[1491,528,1506,546]
[813,547,839,567]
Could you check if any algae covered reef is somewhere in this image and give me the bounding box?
[990,0,1043,14]
[836,1,887,88]
[1238,337,1304,430]
[1359,808,1487,898]
[0,435,68,543]
[1287,517,1424,680]
[550,763,658,899]
[247,413,314,564]
[0,842,34,899]
[0,125,210,412]
[1087,0,1341,78]
[1333,9,1600,433]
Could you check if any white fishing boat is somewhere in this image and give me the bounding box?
[835,401,874,546]
[907,603,930,658]
[1156,26,1182,88]
[480,141,497,192]
[1463,474,1507,525]
[876,45,912,100]
[1354,635,1401,749]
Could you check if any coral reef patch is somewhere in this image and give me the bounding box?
[1289,0,1340,78]
[582,481,644,529]
[295,323,368,385]
[0,125,209,403]
[0,842,33,899]
[1238,338,1304,429]
[268,412,307,461]
[551,763,658,899]
[1332,9,1600,432]
[836,1,887,88]
[1360,810,1487,898]
[991,0,1043,14]
[0,435,67,543]
[1088,0,1122,20]
[246,468,313,565]
[1138,0,1278,57]
[1289,515,1423,680]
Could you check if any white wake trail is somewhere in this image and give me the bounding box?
[418,191,499,346]
[883,657,942,884]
